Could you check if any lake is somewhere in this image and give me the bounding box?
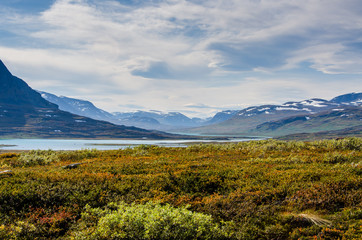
[0,138,261,151]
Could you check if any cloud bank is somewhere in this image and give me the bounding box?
[0,0,361,117]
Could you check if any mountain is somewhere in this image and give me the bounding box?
[185,94,362,136]
[205,110,239,124]
[0,60,179,139]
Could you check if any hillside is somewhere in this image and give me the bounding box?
[251,107,362,137]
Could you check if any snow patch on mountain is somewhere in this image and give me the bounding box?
[300,99,329,107]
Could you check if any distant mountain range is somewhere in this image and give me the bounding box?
[39,91,207,131]
[0,60,179,139]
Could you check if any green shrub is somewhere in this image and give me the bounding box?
[338,137,361,151]
[10,149,99,167]
[17,150,60,167]
[74,201,233,240]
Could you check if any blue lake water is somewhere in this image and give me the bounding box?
[0,138,260,151]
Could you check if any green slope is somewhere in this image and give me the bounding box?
[250,107,362,137]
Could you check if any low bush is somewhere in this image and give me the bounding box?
[16,150,60,167]
[73,201,233,240]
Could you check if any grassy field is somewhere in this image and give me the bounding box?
[0,138,361,239]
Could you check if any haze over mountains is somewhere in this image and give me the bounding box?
[0,60,178,139]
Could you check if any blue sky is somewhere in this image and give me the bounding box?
[0,0,361,117]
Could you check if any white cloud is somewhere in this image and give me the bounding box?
[4,0,362,76]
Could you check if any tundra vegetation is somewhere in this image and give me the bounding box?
[0,138,361,239]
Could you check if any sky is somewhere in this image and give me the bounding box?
[0,0,361,118]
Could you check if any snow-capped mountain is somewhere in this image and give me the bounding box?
[235,98,336,118]
[38,91,115,122]
[220,93,361,123]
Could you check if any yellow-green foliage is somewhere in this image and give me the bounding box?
[73,201,232,240]
[0,138,361,239]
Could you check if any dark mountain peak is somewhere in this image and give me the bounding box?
[0,59,12,77]
[0,60,57,109]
